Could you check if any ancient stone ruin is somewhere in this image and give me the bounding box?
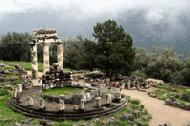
[124,76,164,90]
[31,29,64,86]
[8,29,127,121]
[42,63,71,90]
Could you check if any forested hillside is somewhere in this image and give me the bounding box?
[0,20,190,86]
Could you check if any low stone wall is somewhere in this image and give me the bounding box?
[42,94,82,104]
[124,76,164,90]
[42,88,102,104]
[146,78,164,87]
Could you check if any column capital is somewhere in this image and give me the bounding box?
[57,42,63,44]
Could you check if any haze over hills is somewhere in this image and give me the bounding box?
[0,0,189,57]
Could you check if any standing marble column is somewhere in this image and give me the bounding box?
[80,99,85,110]
[39,98,45,110]
[43,42,50,74]
[59,95,65,111]
[17,84,22,93]
[27,97,34,106]
[106,94,112,105]
[57,42,64,70]
[127,80,131,89]
[13,88,18,99]
[31,44,38,86]
[95,97,101,108]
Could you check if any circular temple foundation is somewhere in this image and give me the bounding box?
[9,86,127,121]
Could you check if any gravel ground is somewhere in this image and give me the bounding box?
[123,89,190,126]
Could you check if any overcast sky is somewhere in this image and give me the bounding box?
[0,0,189,52]
[0,0,189,14]
[0,0,189,56]
[0,0,189,25]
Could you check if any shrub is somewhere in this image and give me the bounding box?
[131,70,148,78]
[55,121,72,126]
[0,89,9,96]
[130,99,140,105]
[181,90,190,102]
[117,120,129,126]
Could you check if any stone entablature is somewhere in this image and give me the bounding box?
[34,29,58,40]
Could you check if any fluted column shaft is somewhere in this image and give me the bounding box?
[57,42,64,70]
[31,44,38,86]
[43,42,49,74]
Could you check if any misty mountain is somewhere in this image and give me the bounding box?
[117,9,190,57]
[0,8,189,57]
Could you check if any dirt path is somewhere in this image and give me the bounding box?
[123,89,190,126]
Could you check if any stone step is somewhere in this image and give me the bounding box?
[9,99,126,120]
[11,101,124,118]
[11,99,123,115]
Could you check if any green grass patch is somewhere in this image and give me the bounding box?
[0,60,73,73]
[0,60,43,72]
[148,84,190,109]
[149,84,189,100]
[0,89,9,96]
[43,87,83,96]
[5,74,21,84]
[130,99,140,105]
[0,65,22,85]
[0,95,41,126]
[55,120,72,126]
[0,95,26,126]
[2,65,12,71]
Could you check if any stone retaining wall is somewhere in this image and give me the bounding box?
[42,88,102,104]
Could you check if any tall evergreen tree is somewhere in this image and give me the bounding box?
[93,19,135,77]
[76,39,97,70]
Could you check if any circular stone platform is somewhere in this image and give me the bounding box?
[9,86,127,120]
